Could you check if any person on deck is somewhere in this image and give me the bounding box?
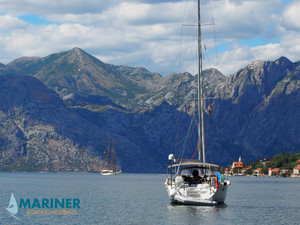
[191,170,202,185]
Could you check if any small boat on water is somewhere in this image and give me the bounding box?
[100,169,116,176]
[100,137,121,175]
[165,0,230,205]
[166,156,230,205]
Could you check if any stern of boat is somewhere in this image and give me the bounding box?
[212,180,231,203]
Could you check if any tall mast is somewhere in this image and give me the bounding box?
[197,0,206,163]
[112,139,115,172]
[107,135,110,170]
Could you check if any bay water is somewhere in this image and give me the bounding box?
[0,173,299,225]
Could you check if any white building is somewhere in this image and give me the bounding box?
[291,165,300,177]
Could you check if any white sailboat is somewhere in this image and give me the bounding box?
[100,137,121,175]
[165,0,230,205]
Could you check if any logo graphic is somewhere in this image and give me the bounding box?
[5,193,80,218]
[6,193,19,220]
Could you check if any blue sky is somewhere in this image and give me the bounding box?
[19,15,52,25]
[0,0,299,76]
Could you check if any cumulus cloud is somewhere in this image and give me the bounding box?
[280,1,300,31]
[0,0,114,15]
[200,0,299,75]
[281,33,300,60]
[0,14,27,30]
[0,0,299,76]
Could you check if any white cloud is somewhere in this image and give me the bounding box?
[190,0,299,75]
[214,40,295,76]
[251,43,284,61]
[99,2,183,24]
[46,13,99,25]
[213,45,252,76]
[280,1,300,31]
[210,0,281,39]
[2,23,96,59]
[281,33,300,61]
[0,0,114,15]
[0,14,26,30]
[0,0,299,77]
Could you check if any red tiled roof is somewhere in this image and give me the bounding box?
[233,161,243,168]
[271,168,279,172]
[295,165,300,169]
[255,168,262,171]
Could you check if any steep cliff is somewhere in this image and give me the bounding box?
[0,76,107,172]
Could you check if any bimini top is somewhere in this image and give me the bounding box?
[167,159,219,169]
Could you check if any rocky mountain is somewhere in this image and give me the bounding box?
[209,57,300,163]
[0,75,178,172]
[0,48,165,110]
[0,75,106,172]
[0,48,227,112]
[0,48,299,172]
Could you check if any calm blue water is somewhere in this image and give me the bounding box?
[0,173,299,225]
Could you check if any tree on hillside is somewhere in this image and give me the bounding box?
[271,153,297,169]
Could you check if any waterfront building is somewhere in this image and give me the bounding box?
[254,168,262,176]
[291,165,300,177]
[268,168,279,176]
[232,156,244,174]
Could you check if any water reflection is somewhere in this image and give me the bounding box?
[215,203,228,209]
[166,203,228,224]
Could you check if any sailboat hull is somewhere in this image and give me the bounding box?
[173,197,217,206]
[100,169,121,175]
[165,172,231,206]
[101,172,116,176]
[211,183,230,203]
[167,183,230,206]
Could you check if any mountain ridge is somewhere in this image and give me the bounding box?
[0,48,299,172]
[0,48,226,111]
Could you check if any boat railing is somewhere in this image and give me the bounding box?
[165,177,173,186]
